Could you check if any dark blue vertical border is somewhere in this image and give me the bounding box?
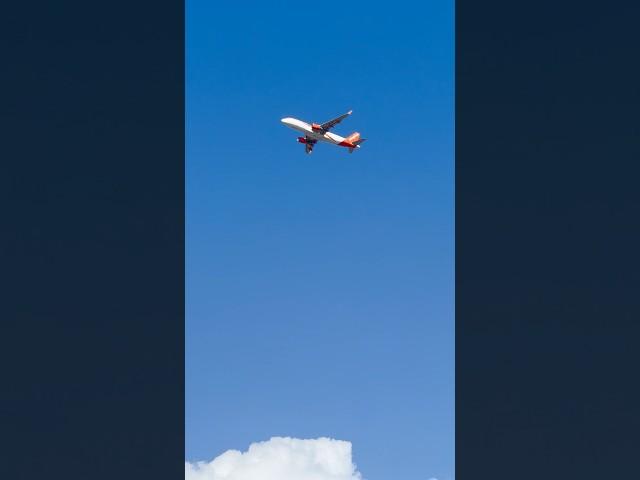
[3,1,183,478]
[457,1,640,478]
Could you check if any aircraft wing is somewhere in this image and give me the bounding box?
[304,136,317,154]
[320,110,353,131]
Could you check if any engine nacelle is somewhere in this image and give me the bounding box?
[297,137,307,144]
[311,123,322,131]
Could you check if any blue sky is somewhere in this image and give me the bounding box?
[186,1,454,479]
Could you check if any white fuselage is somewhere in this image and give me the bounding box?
[280,117,348,145]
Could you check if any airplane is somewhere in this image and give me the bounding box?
[280,110,366,154]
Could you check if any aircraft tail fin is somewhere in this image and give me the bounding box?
[345,133,366,153]
[345,132,361,143]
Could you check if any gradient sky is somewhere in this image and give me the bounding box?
[186,1,454,479]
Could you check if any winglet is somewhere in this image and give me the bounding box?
[347,110,353,115]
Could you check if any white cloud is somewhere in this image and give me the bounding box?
[185,437,363,480]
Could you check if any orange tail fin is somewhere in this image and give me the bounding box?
[345,132,361,144]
